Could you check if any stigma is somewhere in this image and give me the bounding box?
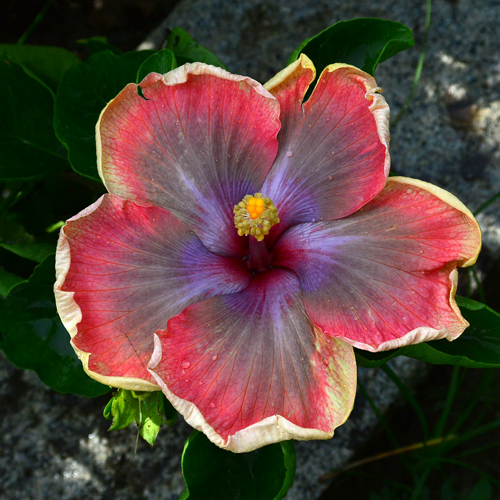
[233,193,280,241]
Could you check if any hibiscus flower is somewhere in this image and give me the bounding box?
[55,55,481,453]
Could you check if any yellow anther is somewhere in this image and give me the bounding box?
[233,193,280,241]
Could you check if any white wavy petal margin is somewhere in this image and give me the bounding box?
[96,62,278,187]
[53,195,159,391]
[148,334,356,453]
[344,176,482,353]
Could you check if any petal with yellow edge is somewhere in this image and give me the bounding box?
[149,269,356,452]
[273,177,482,352]
[55,194,252,390]
[261,55,390,242]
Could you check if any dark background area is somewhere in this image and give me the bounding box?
[1,0,179,53]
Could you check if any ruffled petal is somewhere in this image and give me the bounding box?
[261,55,390,241]
[149,269,356,452]
[273,177,482,352]
[54,194,252,390]
[97,63,280,257]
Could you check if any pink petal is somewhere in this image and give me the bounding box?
[97,64,280,257]
[149,268,356,453]
[261,55,390,241]
[54,194,252,390]
[273,177,482,352]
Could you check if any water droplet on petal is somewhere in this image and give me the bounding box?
[212,355,218,361]
[286,151,293,158]
[328,175,333,181]
[309,208,314,213]
[181,360,191,369]
[198,381,203,386]
[227,153,232,159]
[210,403,216,408]
[311,218,316,222]
[406,189,413,195]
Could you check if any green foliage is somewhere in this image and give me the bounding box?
[103,389,175,445]
[0,255,109,397]
[103,390,177,444]
[0,55,69,181]
[180,431,296,500]
[288,18,414,77]
[77,36,122,57]
[136,49,177,82]
[356,296,500,369]
[54,49,155,181]
[0,44,80,91]
[166,27,226,68]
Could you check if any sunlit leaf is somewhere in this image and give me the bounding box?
[288,18,414,77]
[136,49,177,83]
[166,27,226,69]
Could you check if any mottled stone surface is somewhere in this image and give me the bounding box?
[3,0,500,499]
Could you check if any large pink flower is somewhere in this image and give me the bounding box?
[55,55,481,453]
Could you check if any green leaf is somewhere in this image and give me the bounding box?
[470,478,492,500]
[136,49,177,83]
[0,268,26,297]
[0,215,54,263]
[166,27,226,69]
[54,50,155,181]
[0,56,69,181]
[103,389,168,445]
[355,347,401,368]
[401,297,500,368]
[0,44,81,91]
[180,431,296,500]
[288,18,414,77]
[0,254,109,397]
[77,36,122,57]
[163,394,178,425]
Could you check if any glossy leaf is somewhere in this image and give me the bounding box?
[136,49,177,83]
[401,297,500,368]
[0,56,69,181]
[54,49,155,181]
[288,18,414,77]
[180,431,296,500]
[0,255,109,397]
[166,27,226,69]
[0,44,81,90]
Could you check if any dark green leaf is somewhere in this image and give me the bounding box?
[136,49,177,83]
[0,254,109,397]
[54,50,155,181]
[0,215,54,263]
[0,44,81,91]
[0,268,26,297]
[181,431,296,500]
[77,36,122,57]
[355,347,401,368]
[166,27,226,69]
[162,394,178,425]
[288,18,414,77]
[138,391,165,445]
[401,297,500,368]
[0,56,69,181]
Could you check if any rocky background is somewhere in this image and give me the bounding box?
[1,0,500,499]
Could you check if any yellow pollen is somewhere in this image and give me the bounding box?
[234,193,280,241]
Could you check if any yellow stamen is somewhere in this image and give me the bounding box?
[234,193,280,241]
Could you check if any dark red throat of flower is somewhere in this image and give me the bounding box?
[233,193,280,272]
